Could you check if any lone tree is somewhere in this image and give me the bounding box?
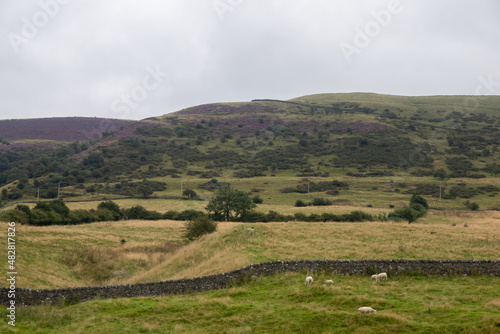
[137,184,154,198]
[183,189,198,200]
[205,185,256,221]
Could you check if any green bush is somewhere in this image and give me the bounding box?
[409,194,429,209]
[123,206,162,220]
[312,198,332,206]
[97,201,123,220]
[163,210,180,220]
[252,195,264,204]
[182,189,198,200]
[177,210,204,221]
[393,207,418,224]
[463,200,480,211]
[293,212,308,221]
[295,199,307,207]
[241,211,267,222]
[183,214,218,241]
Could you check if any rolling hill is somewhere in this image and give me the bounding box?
[0,93,499,208]
[0,117,133,150]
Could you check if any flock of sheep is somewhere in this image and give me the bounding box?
[304,272,387,315]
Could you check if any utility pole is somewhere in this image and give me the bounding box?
[181,181,183,196]
[307,182,310,200]
[439,185,442,202]
[57,182,60,199]
[37,188,39,202]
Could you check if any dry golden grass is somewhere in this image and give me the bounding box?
[130,211,500,284]
[484,298,500,309]
[1,211,498,289]
[0,220,185,288]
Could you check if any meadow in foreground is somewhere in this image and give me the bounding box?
[1,274,499,333]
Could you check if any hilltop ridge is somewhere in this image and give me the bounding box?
[0,93,499,208]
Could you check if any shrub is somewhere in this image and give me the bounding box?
[312,198,332,206]
[344,210,373,222]
[163,210,180,220]
[393,207,418,224]
[446,185,478,199]
[293,212,308,221]
[123,206,162,220]
[94,208,115,222]
[252,195,264,204]
[177,210,204,221]
[97,201,123,220]
[183,214,218,241]
[0,208,29,224]
[295,199,307,207]
[240,210,267,222]
[463,200,480,211]
[183,189,198,200]
[68,210,94,224]
[410,194,429,210]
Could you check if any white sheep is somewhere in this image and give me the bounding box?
[378,272,387,280]
[371,274,380,282]
[246,227,254,232]
[358,306,377,314]
[305,276,313,286]
[324,280,334,284]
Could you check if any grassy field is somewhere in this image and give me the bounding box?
[49,172,500,213]
[1,195,499,332]
[1,210,498,289]
[1,274,499,333]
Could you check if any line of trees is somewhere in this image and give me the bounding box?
[0,200,205,226]
[0,186,430,226]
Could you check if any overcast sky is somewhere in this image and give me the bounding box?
[0,0,499,120]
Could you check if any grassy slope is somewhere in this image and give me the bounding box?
[1,274,499,333]
[1,210,499,289]
[0,208,499,332]
[290,93,500,116]
[2,93,499,211]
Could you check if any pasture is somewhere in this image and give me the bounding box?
[0,207,498,332]
[1,274,499,333]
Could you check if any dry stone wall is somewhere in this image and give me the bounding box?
[2,259,498,306]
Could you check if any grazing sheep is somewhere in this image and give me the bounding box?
[305,276,313,286]
[246,227,254,232]
[378,272,387,280]
[324,280,334,284]
[371,274,380,282]
[358,307,377,314]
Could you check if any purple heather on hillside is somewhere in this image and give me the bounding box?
[177,102,265,116]
[0,117,132,142]
[188,114,384,137]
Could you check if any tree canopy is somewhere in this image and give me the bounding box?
[205,185,256,221]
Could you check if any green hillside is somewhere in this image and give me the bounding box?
[0,93,499,211]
